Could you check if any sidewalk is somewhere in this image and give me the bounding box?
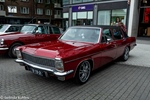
[116,37,150,67]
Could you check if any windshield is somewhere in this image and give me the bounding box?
[20,25,36,33]
[60,27,100,43]
[0,25,9,32]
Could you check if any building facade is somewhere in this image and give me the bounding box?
[63,0,149,37]
[63,0,129,32]
[139,0,150,36]
[0,0,63,27]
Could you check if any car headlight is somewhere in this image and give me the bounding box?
[0,38,4,45]
[55,58,64,72]
[16,50,22,59]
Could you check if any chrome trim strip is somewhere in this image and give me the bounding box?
[15,59,74,76]
[64,49,105,63]
[0,48,8,50]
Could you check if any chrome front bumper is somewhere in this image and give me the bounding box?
[0,45,8,50]
[15,59,74,77]
[0,47,8,50]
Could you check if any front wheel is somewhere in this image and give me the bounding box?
[121,47,130,61]
[8,43,22,58]
[74,61,91,85]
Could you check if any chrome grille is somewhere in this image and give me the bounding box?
[22,52,55,67]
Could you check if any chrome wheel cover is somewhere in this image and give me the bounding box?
[79,61,91,83]
[124,47,129,60]
[12,45,19,57]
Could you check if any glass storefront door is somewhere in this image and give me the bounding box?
[72,11,93,26]
[73,19,93,25]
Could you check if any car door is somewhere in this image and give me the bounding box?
[94,28,117,69]
[99,28,117,66]
[50,26,61,40]
[111,27,126,58]
[34,25,50,42]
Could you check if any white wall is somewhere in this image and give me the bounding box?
[128,0,139,37]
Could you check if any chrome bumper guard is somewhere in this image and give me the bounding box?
[15,59,74,76]
[0,47,8,50]
[0,45,8,50]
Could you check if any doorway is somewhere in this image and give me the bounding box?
[73,19,93,26]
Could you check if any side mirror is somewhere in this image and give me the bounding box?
[107,38,111,43]
[35,30,39,34]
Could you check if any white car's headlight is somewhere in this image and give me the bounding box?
[16,50,22,59]
[0,38,4,45]
[55,58,64,72]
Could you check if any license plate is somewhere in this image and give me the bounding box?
[30,68,45,76]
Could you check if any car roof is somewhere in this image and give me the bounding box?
[0,24,23,26]
[25,24,58,27]
[70,25,121,29]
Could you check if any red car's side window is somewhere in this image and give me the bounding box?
[101,28,113,43]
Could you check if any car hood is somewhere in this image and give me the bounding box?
[0,32,20,36]
[21,40,95,59]
[0,32,28,40]
[0,32,18,35]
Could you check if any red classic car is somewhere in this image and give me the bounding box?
[0,24,61,57]
[15,26,136,84]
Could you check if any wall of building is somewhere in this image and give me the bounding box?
[63,0,142,37]
[0,0,63,28]
[63,0,128,30]
[128,0,139,37]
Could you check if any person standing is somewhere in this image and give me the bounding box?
[119,22,127,33]
[116,17,121,26]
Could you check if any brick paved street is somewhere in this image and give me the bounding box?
[0,38,150,100]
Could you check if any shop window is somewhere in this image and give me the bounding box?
[111,9,127,26]
[63,13,69,18]
[73,12,77,20]
[72,11,93,26]
[87,11,93,19]
[77,12,87,19]
[144,8,150,23]
[98,10,110,25]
